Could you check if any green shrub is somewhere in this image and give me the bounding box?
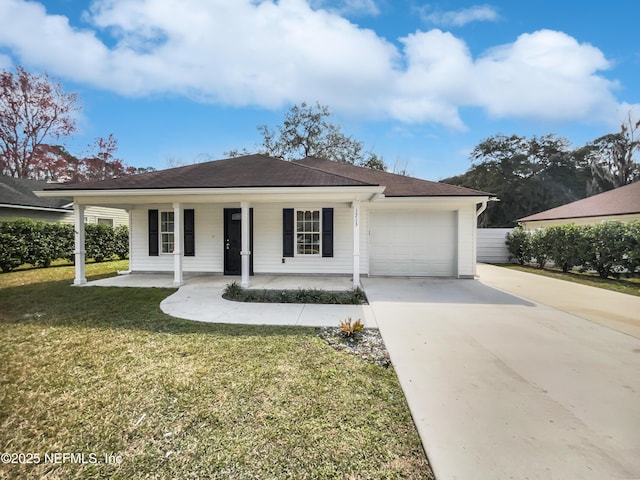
[506,226,531,265]
[113,225,129,260]
[622,221,640,276]
[0,218,126,272]
[85,223,115,262]
[544,224,585,273]
[581,222,630,279]
[223,281,244,299]
[0,220,30,272]
[530,229,551,269]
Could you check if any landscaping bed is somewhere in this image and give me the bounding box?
[318,327,391,368]
[223,280,368,304]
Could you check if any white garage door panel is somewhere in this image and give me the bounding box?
[369,210,456,276]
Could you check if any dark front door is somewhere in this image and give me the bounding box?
[224,208,253,275]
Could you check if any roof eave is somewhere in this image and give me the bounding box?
[0,203,72,213]
[519,211,640,223]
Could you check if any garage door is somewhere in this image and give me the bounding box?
[369,210,457,276]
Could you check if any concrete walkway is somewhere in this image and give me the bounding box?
[84,273,376,328]
[477,263,640,338]
[363,270,640,480]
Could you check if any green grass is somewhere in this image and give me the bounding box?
[0,259,130,288]
[501,264,640,297]
[0,263,431,479]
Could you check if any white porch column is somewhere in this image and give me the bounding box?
[352,201,361,288]
[124,209,133,273]
[173,202,184,287]
[73,202,86,285]
[240,201,251,287]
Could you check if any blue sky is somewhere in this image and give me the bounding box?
[1,0,638,180]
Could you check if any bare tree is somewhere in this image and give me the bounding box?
[588,112,640,189]
[226,102,386,170]
[0,66,79,179]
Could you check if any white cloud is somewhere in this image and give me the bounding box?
[311,0,380,16]
[0,0,627,129]
[471,30,617,121]
[420,4,500,27]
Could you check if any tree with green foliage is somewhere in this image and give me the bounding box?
[226,102,386,170]
[442,134,590,227]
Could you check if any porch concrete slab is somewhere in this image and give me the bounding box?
[363,276,640,480]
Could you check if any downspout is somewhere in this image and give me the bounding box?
[476,200,488,218]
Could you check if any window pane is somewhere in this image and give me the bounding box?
[160,211,175,254]
[295,209,321,255]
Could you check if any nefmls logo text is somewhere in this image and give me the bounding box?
[45,453,98,464]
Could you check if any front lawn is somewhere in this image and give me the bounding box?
[0,263,431,479]
[501,264,640,297]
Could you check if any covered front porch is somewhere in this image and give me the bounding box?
[69,189,378,290]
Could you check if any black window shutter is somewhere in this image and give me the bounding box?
[283,208,294,257]
[322,208,334,258]
[148,209,159,256]
[184,209,195,256]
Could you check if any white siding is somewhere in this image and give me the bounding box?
[130,203,361,275]
[253,203,355,274]
[131,206,174,272]
[457,206,476,277]
[128,200,480,278]
[477,228,512,264]
[61,206,129,226]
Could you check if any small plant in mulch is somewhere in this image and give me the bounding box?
[224,280,243,298]
[319,319,391,368]
[339,317,364,337]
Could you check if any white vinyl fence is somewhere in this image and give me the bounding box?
[477,228,513,264]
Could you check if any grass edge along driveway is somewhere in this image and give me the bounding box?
[0,262,432,480]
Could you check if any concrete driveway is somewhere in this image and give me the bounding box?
[363,268,640,480]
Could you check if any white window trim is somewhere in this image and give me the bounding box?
[97,217,114,226]
[295,208,322,257]
[160,210,175,255]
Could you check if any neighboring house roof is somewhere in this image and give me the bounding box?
[519,180,640,222]
[0,175,70,211]
[43,154,492,197]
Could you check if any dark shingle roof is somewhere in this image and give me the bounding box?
[519,180,640,222]
[42,153,492,197]
[294,157,492,197]
[45,155,373,190]
[0,175,70,209]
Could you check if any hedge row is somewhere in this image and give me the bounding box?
[0,218,128,273]
[506,221,640,278]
